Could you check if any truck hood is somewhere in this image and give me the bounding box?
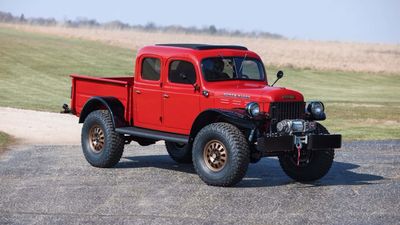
[207,81,304,110]
[208,82,303,102]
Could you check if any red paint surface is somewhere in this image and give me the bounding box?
[71,45,303,135]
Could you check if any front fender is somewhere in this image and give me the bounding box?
[189,109,257,139]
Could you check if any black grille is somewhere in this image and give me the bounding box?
[270,102,305,121]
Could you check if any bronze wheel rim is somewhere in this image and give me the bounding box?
[203,140,228,172]
[88,125,105,153]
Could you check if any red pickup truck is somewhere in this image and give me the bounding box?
[67,44,341,186]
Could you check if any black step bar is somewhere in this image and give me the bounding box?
[115,127,189,144]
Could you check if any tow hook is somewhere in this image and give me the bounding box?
[295,136,303,166]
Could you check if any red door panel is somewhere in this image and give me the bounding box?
[162,59,201,134]
[163,86,200,134]
[134,85,162,127]
[133,56,163,130]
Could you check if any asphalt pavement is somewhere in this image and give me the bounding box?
[1,140,399,225]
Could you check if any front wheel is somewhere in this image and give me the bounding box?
[192,123,250,187]
[278,123,334,182]
[81,110,125,168]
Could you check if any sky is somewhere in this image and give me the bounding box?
[1,0,399,44]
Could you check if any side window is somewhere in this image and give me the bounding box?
[169,60,196,84]
[141,58,161,81]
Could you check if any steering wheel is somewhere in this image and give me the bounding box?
[240,74,250,79]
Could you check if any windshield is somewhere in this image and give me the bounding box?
[201,57,265,82]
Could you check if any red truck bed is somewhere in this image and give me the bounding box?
[70,74,134,122]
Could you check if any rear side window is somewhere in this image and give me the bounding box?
[141,58,161,81]
[169,60,196,84]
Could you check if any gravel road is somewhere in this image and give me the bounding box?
[0,107,81,145]
[1,140,399,225]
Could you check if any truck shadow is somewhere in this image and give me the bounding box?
[239,158,385,188]
[117,155,197,174]
[117,155,384,187]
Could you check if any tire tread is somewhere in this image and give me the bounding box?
[165,141,192,164]
[193,122,250,186]
[278,123,335,182]
[82,110,124,168]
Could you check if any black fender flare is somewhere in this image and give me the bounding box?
[189,109,256,140]
[79,96,126,128]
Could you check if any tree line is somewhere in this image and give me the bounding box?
[0,11,284,39]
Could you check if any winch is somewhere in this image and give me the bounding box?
[276,119,317,135]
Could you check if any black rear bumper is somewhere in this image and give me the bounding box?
[256,134,342,153]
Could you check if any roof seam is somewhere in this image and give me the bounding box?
[155,44,248,51]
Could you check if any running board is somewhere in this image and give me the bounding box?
[115,127,189,144]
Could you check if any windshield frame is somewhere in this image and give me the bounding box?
[201,56,267,82]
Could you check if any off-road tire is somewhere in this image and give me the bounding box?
[278,123,334,182]
[165,141,192,163]
[81,110,125,168]
[192,123,250,187]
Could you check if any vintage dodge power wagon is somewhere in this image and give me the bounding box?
[66,44,341,186]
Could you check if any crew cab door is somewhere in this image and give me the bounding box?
[162,59,200,134]
[133,57,163,129]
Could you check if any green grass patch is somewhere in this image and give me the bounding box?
[0,27,134,111]
[0,27,399,140]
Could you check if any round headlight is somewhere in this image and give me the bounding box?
[311,102,324,115]
[306,101,326,120]
[245,102,260,117]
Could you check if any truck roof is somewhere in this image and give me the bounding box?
[138,44,260,62]
[155,44,248,51]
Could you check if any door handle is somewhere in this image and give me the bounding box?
[135,90,141,94]
[163,94,169,98]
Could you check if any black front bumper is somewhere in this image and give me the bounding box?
[256,134,342,153]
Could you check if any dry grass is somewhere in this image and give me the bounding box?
[2,23,399,74]
[0,131,12,155]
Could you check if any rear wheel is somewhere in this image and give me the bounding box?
[278,123,334,182]
[165,141,192,163]
[81,110,125,168]
[192,123,250,187]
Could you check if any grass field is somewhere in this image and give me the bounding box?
[0,27,399,140]
[0,27,133,111]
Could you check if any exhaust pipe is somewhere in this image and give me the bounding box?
[60,103,71,114]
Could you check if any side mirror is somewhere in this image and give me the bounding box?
[277,70,284,79]
[271,70,284,87]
